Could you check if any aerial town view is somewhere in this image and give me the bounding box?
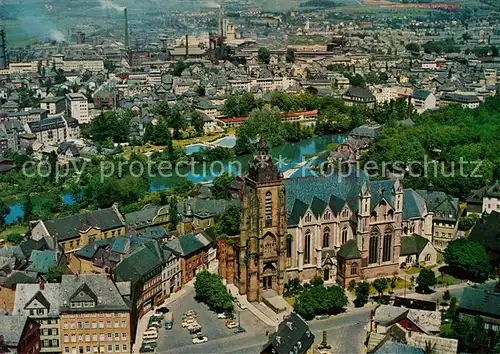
[0,0,499,353]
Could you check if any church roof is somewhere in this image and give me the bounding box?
[337,239,361,260]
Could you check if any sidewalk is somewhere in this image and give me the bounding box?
[227,284,277,327]
[132,281,195,354]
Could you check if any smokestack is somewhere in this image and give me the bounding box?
[0,30,7,70]
[124,8,129,50]
[185,34,189,59]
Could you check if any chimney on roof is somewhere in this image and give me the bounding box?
[185,34,189,59]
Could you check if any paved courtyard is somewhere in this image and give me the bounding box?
[156,288,271,353]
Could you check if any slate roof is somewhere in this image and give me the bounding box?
[125,204,168,229]
[343,86,376,101]
[177,198,238,219]
[441,92,480,103]
[337,239,361,260]
[164,233,207,257]
[403,189,427,220]
[0,271,38,289]
[374,341,424,354]
[0,315,30,347]
[415,188,459,221]
[411,90,432,100]
[467,182,500,205]
[27,250,58,274]
[57,142,80,157]
[468,211,500,252]
[59,274,129,312]
[20,238,49,259]
[459,287,500,318]
[262,312,314,354]
[113,240,164,286]
[284,172,369,226]
[349,124,382,139]
[400,235,430,256]
[13,283,61,317]
[41,205,125,241]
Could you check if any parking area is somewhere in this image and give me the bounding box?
[156,291,266,352]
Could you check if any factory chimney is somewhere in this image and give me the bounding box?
[0,30,8,70]
[407,95,413,120]
[185,34,189,59]
[124,8,129,50]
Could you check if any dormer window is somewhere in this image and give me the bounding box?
[305,213,312,223]
[342,209,349,218]
[323,211,331,220]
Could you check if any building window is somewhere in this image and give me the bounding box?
[425,254,431,262]
[265,191,272,226]
[305,213,312,223]
[369,228,379,264]
[107,345,112,352]
[342,209,349,218]
[115,345,120,352]
[304,230,311,264]
[409,223,415,234]
[341,227,348,244]
[351,262,358,276]
[382,227,392,262]
[122,345,127,352]
[322,228,330,248]
[65,348,69,354]
[286,236,292,258]
[323,211,331,220]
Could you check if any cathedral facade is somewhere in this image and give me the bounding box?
[218,141,431,301]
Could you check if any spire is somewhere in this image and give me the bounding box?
[257,137,269,156]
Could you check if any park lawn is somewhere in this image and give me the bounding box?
[0,224,28,238]
[172,133,225,148]
[438,273,459,286]
[437,251,444,264]
[405,267,422,275]
[123,145,165,159]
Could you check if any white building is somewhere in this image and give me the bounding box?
[51,54,104,73]
[25,116,80,145]
[411,90,437,112]
[40,96,66,115]
[439,93,481,109]
[162,250,182,297]
[66,93,89,124]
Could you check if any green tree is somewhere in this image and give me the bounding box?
[168,196,179,231]
[444,239,491,282]
[258,47,271,64]
[191,111,205,136]
[54,69,66,84]
[23,193,33,223]
[294,284,347,320]
[348,279,356,292]
[46,265,64,283]
[0,201,9,229]
[354,281,370,307]
[390,277,397,292]
[171,61,188,76]
[195,270,234,314]
[372,278,388,297]
[6,233,23,245]
[216,204,241,236]
[212,172,233,200]
[405,42,421,52]
[443,290,451,301]
[195,85,206,97]
[48,151,58,182]
[416,268,437,293]
[286,48,296,63]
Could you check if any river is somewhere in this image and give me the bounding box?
[5,135,344,224]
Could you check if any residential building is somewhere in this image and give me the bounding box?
[0,315,41,354]
[342,86,376,107]
[176,198,237,234]
[416,185,459,250]
[348,123,382,148]
[164,232,216,285]
[466,182,500,215]
[25,116,80,145]
[439,93,481,109]
[162,249,181,298]
[411,90,436,112]
[13,282,62,353]
[124,205,169,232]
[51,54,104,73]
[65,93,89,124]
[459,288,500,331]
[59,274,131,354]
[57,142,80,160]
[261,312,314,354]
[40,97,66,115]
[0,271,39,313]
[30,204,126,253]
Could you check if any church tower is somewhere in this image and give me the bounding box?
[237,138,287,302]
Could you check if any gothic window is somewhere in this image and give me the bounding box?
[286,237,292,258]
[382,227,393,262]
[323,211,331,220]
[387,210,394,219]
[323,228,330,248]
[342,209,349,218]
[341,227,348,244]
[403,226,408,235]
[410,223,415,234]
[304,230,311,264]
[425,254,431,262]
[350,262,358,276]
[304,213,312,223]
[369,228,379,264]
[265,191,272,226]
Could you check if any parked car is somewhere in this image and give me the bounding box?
[234,327,246,334]
[191,331,204,338]
[188,324,202,333]
[156,307,170,313]
[184,310,197,317]
[139,345,155,353]
[226,321,238,329]
[148,318,162,328]
[217,313,227,319]
[182,318,197,328]
[192,336,208,344]
[314,314,330,320]
[236,301,247,310]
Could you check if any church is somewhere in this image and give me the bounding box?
[218,139,434,302]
